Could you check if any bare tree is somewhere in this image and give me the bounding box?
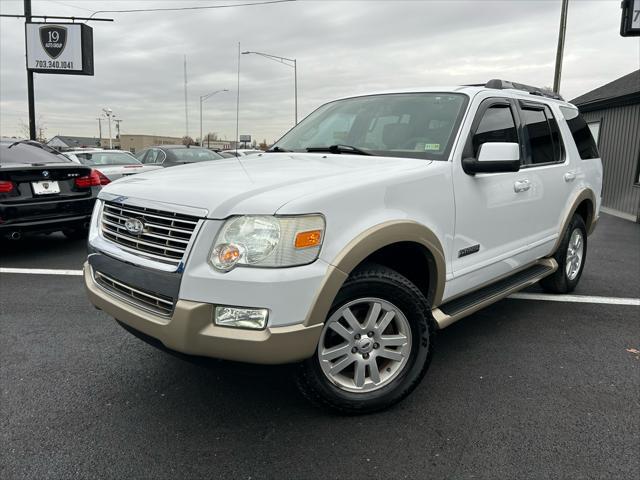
[18,116,47,142]
[182,135,195,146]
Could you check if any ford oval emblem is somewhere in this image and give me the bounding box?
[42,170,49,177]
[124,217,145,235]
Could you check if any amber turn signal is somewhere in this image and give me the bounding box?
[295,230,322,249]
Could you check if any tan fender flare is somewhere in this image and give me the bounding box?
[551,189,598,255]
[304,221,446,327]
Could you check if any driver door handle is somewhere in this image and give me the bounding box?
[514,179,531,193]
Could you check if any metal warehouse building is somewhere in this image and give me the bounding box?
[571,69,640,222]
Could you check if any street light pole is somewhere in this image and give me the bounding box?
[199,89,229,148]
[294,58,297,125]
[102,108,114,149]
[241,50,298,125]
[96,117,102,145]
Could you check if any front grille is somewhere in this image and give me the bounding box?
[100,201,199,266]
[94,270,175,316]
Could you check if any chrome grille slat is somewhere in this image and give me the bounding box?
[101,215,190,243]
[94,270,174,316]
[105,204,198,225]
[101,226,187,254]
[100,201,200,265]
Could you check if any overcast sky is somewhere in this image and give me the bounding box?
[0,0,638,143]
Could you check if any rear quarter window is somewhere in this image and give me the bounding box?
[560,107,600,159]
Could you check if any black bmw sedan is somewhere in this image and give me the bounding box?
[0,140,100,240]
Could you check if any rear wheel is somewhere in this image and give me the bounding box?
[540,214,587,293]
[296,263,433,414]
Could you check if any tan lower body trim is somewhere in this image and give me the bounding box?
[85,263,322,365]
[432,258,558,329]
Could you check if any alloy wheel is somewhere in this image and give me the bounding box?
[318,297,412,393]
[565,228,584,281]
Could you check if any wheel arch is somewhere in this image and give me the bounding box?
[551,189,597,255]
[304,221,446,327]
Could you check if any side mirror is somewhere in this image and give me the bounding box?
[462,142,521,175]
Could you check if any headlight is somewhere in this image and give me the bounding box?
[210,215,325,272]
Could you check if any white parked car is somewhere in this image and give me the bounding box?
[64,150,162,184]
[84,80,602,413]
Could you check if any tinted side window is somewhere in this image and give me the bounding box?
[521,105,562,165]
[560,107,599,159]
[136,150,149,162]
[545,105,564,163]
[145,149,159,164]
[472,105,518,157]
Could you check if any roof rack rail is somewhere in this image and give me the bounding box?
[484,79,564,101]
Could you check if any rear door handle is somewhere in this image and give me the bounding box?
[564,171,577,182]
[514,179,531,193]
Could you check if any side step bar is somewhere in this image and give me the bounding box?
[432,258,558,329]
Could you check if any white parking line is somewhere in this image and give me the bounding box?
[1,267,639,307]
[508,292,640,306]
[0,267,83,276]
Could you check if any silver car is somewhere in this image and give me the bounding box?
[64,150,162,184]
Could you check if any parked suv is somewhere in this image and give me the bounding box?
[85,80,602,413]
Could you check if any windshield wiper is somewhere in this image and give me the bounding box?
[265,146,292,153]
[306,144,372,156]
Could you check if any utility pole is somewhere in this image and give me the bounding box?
[553,0,569,94]
[96,117,102,144]
[114,119,122,139]
[236,42,240,154]
[184,54,189,138]
[23,0,36,140]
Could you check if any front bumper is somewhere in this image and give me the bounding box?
[84,262,323,364]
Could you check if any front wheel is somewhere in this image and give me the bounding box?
[540,214,587,294]
[296,263,434,414]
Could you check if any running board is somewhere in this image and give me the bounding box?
[432,258,557,329]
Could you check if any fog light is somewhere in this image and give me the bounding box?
[214,306,268,330]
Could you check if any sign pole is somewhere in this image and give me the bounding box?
[553,0,569,94]
[24,0,36,140]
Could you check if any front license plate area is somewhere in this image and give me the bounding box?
[32,181,60,195]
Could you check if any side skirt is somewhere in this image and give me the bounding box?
[432,258,558,329]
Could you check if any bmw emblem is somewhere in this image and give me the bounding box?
[124,217,145,235]
[42,170,49,177]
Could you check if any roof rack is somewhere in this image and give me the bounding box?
[484,79,564,101]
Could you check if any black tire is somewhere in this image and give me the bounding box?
[62,227,89,240]
[296,263,434,414]
[540,214,587,294]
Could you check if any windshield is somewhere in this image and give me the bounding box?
[0,142,71,165]
[73,151,141,166]
[171,148,223,162]
[273,93,468,160]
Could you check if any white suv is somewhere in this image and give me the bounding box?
[85,80,602,413]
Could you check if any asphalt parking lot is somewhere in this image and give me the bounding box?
[1,213,638,479]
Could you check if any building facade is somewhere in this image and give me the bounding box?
[571,70,640,222]
[118,134,184,154]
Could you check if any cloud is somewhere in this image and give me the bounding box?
[0,0,637,143]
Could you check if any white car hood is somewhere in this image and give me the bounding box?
[99,153,430,218]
